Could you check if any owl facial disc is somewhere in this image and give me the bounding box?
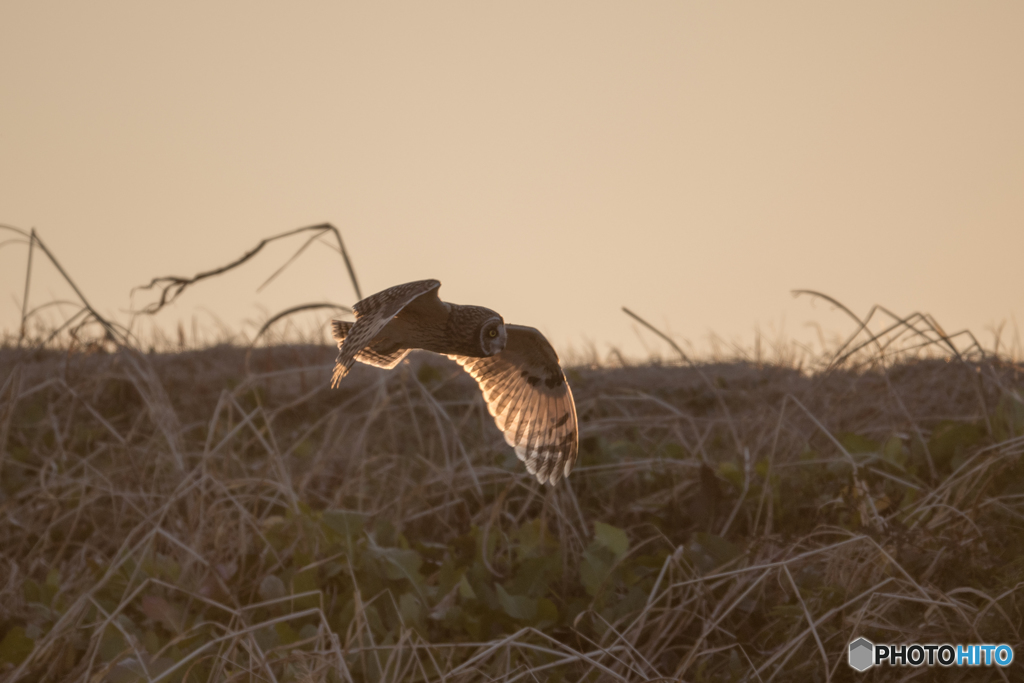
[479,318,507,356]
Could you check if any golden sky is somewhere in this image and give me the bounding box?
[2,3,1022,359]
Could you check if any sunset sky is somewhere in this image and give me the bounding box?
[2,3,1022,360]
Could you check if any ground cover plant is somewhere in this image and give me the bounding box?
[1,226,1023,681]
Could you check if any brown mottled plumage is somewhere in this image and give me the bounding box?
[330,279,578,484]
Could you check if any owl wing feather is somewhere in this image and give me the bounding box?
[448,325,578,485]
[331,279,441,386]
[331,320,411,370]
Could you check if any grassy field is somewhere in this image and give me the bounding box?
[1,324,1023,682]
[1,226,1022,681]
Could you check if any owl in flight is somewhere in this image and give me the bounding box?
[330,279,578,484]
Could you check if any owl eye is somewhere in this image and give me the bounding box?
[488,329,498,338]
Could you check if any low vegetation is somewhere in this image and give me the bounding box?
[2,324,1023,682]
[1,226,1022,681]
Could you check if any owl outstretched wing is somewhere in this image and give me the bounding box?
[331,279,440,387]
[449,325,578,485]
[331,321,411,369]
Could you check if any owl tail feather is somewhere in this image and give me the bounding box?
[330,320,355,388]
[331,360,352,388]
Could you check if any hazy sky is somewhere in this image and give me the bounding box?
[2,3,1022,359]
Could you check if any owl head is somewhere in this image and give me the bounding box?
[479,316,507,356]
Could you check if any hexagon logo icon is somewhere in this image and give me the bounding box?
[848,637,874,671]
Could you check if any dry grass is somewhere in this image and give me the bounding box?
[2,225,1023,681]
[2,324,1023,682]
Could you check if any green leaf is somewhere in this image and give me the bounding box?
[607,440,645,462]
[515,518,557,559]
[141,595,181,633]
[322,510,364,543]
[275,622,301,645]
[255,625,278,651]
[536,598,559,627]
[994,395,1024,440]
[580,545,616,597]
[22,579,41,604]
[0,626,34,665]
[143,629,162,655]
[292,568,319,592]
[496,585,537,621]
[293,438,314,458]
[292,568,321,609]
[594,522,629,558]
[718,461,743,488]
[458,575,476,600]
[604,586,647,623]
[660,442,688,460]
[754,458,771,478]
[692,532,741,565]
[261,516,291,552]
[840,433,879,454]
[435,557,461,597]
[505,556,558,597]
[372,547,423,585]
[465,563,498,610]
[373,518,398,547]
[98,624,127,662]
[399,593,425,631]
[929,421,986,471]
[882,436,907,466]
[259,575,287,601]
[687,533,742,573]
[363,604,386,637]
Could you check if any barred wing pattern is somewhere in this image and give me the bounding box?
[331,321,411,369]
[331,279,440,387]
[449,325,578,485]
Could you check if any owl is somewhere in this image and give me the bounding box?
[330,279,578,485]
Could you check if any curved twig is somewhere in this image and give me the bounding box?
[132,223,362,316]
[244,302,352,374]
